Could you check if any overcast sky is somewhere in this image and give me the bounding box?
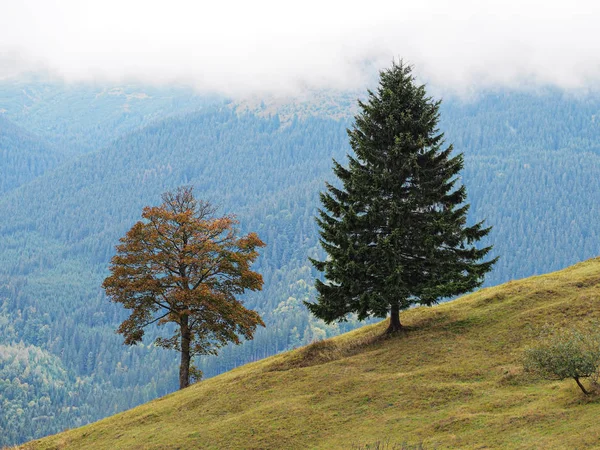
[1,0,599,96]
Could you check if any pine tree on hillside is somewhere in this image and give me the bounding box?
[306,61,497,333]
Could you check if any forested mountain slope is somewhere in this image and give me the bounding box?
[442,91,600,279]
[0,110,356,445]
[23,258,600,450]
[0,116,72,194]
[3,90,600,445]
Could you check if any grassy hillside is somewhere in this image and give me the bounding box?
[20,258,600,449]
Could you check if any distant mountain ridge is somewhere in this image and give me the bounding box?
[0,77,219,153]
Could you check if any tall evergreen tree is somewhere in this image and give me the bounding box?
[306,62,497,333]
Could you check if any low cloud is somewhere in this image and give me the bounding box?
[2,0,600,95]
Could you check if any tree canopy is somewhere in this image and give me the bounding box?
[102,187,266,388]
[307,61,496,332]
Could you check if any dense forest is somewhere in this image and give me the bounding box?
[0,116,73,194]
[1,83,600,445]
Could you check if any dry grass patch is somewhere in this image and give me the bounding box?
[270,327,383,371]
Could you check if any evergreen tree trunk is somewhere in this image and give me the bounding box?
[179,315,191,389]
[386,303,402,334]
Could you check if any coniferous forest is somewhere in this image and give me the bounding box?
[2,80,600,445]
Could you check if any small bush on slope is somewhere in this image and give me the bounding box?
[524,324,600,395]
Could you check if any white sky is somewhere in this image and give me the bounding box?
[1,0,600,95]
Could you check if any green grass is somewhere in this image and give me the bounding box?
[21,258,600,449]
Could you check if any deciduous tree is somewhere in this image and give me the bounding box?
[103,187,265,389]
[306,61,496,333]
[524,325,600,395]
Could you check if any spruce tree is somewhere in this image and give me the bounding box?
[306,61,497,333]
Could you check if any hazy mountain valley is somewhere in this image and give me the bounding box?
[2,79,600,446]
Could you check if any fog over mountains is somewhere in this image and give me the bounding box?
[3,1,600,94]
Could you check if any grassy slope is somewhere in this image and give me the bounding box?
[21,258,600,449]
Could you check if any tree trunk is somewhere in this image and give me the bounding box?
[574,377,590,395]
[179,315,191,389]
[386,303,402,334]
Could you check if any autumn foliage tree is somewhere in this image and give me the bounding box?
[102,187,265,389]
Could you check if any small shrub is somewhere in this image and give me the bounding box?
[523,325,600,395]
[189,364,203,384]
